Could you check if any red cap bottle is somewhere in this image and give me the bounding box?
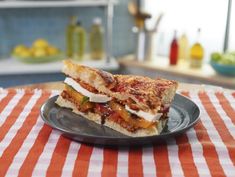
[169,31,178,65]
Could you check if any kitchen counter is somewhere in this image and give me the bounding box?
[0,58,119,88]
[118,55,235,89]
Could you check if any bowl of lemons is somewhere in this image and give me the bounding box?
[12,39,63,64]
[210,52,235,77]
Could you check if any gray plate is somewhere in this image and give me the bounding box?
[40,94,200,146]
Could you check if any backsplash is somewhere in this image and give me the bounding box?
[0,0,135,58]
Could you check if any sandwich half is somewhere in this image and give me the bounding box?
[55,60,178,137]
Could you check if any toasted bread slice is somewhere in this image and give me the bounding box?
[63,60,116,91]
[112,75,178,113]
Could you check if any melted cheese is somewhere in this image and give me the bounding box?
[64,77,111,103]
[125,105,162,122]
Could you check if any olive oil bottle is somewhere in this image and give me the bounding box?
[190,29,204,68]
[178,33,189,61]
[89,18,104,60]
[73,21,86,60]
[66,16,76,58]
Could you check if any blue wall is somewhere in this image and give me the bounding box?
[0,0,135,88]
[0,0,135,58]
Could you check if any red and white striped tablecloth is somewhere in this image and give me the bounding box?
[0,88,235,177]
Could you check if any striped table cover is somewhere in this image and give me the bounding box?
[0,88,235,177]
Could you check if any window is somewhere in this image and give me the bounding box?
[144,0,230,61]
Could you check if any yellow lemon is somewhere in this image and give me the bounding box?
[13,45,27,56]
[46,46,59,56]
[19,48,32,58]
[29,47,37,57]
[33,48,47,57]
[33,39,49,48]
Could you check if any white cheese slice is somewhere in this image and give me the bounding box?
[64,77,111,103]
[125,105,162,122]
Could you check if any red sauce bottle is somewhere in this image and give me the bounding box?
[169,31,178,65]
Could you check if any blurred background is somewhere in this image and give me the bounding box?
[0,0,234,89]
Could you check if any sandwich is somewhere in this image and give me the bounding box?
[55,60,178,137]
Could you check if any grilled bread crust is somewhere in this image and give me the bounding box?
[62,60,178,113]
[63,60,116,90]
[112,75,178,112]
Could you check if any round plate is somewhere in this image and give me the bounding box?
[40,94,200,146]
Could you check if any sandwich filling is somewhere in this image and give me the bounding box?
[64,77,111,103]
[61,77,169,132]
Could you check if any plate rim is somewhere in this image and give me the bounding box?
[40,94,201,141]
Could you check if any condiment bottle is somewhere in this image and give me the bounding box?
[178,33,189,61]
[73,21,86,60]
[190,28,204,68]
[66,16,76,58]
[169,31,178,65]
[89,17,104,60]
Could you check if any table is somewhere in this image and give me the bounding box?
[0,82,235,177]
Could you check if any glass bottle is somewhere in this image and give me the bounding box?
[73,21,86,60]
[169,31,178,65]
[178,33,189,61]
[66,16,76,58]
[89,17,104,60]
[190,28,204,68]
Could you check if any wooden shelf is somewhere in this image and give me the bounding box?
[118,55,235,89]
[0,0,117,8]
[0,57,119,75]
